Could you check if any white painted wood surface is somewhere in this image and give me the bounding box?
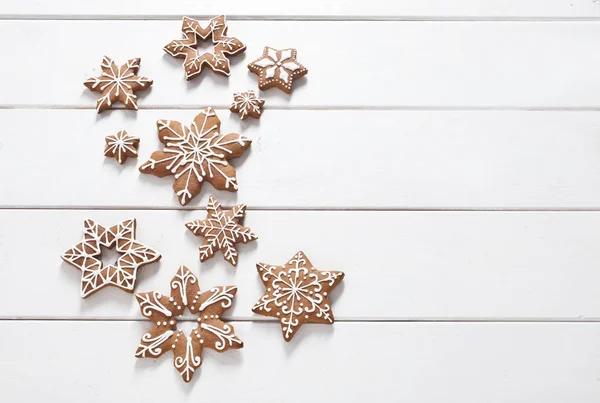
[1,2,600,401]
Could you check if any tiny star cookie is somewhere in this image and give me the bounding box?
[185,195,258,266]
[139,107,252,206]
[164,15,246,80]
[104,130,139,164]
[248,47,308,94]
[230,90,265,120]
[135,266,243,383]
[61,219,161,298]
[84,56,153,113]
[252,251,344,342]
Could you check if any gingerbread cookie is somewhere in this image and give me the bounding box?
[186,195,257,266]
[252,251,344,341]
[230,90,265,120]
[135,266,243,382]
[139,107,252,206]
[164,15,246,80]
[61,219,161,298]
[104,130,139,164]
[84,56,153,113]
[248,47,307,93]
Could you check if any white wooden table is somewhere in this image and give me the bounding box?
[1,0,600,401]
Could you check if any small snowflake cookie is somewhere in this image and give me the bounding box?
[84,56,153,113]
[230,90,265,120]
[61,219,161,298]
[139,107,252,206]
[248,47,307,93]
[135,266,244,383]
[186,195,258,266]
[104,130,139,164]
[164,15,246,80]
[252,251,344,341]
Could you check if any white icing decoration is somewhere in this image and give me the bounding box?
[135,330,174,357]
[198,286,236,312]
[253,57,275,68]
[104,130,138,164]
[230,90,264,120]
[174,336,202,382]
[249,47,306,87]
[200,322,242,351]
[136,291,173,318]
[282,61,301,71]
[279,49,293,61]
[265,66,277,79]
[171,266,197,306]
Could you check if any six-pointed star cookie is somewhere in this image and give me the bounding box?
[135,266,244,383]
[252,251,345,341]
[164,15,246,80]
[185,195,258,266]
[230,90,265,120]
[84,56,153,113]
[104,130,140,164]
[139,107,252,206]
[61,219,161,298]
[248,47,308,93]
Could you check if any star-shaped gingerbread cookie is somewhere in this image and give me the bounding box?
[84,56,153,113]
[248,47,308,93]
[135,266,243,383]
[61,219,161,298]
[230,90,265,120]
[139,107,252,206]
[104,130,140,164]
[164,15,246,80]
[185,195,257,266]
[252,251,344,341]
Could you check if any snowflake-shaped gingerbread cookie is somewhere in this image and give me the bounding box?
[185,195,257,266]
[230,90,265,120]
[84,56,153,113]
[139,107,252,206]
[164,15,246,80]
[104,130,139,164]
[135,266,243,383]
[248,47,308,93]
[61,219,161,298]
[252,251,344,341]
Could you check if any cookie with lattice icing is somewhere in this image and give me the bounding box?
[252,251,344,341]
[248,47,307,93]
[84,56,153,113]
[230,90,265,120]
[139,107,252,206]
[135,266,243,382]
[185,195,257,266]
[104,130,139,164]
[164,15,246,80]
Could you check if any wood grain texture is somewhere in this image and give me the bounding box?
[2,210,600,320]
[3,20,600,108]
[3,109,600,209]
[2,0,600,19]
[2,321,599,402]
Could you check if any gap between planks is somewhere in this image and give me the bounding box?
[5,207,600,212]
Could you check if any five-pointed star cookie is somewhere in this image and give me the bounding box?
[248,47,308,93]
[164,15,246,80]
[139,107,252,206]
[135,266,244,383]
[84,56,153,113]
[185,195,257,266]
[104,130,140,164]
[230,90,265,120]
[61,219,161,298]
[252,251,345,341]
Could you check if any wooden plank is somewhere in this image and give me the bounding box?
[2,321,600,401]
[2,20,600,108]
[2,109,600,209]
[2,0,600,19]
[2,210,600,320]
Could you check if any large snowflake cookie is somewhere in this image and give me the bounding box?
[61,219,161,298]
[84,56,153,113]
[248,47,308,93]
[164,15,246,80]
[186,195,257,266]
[252,251,344,341]
[139,107,252,206]
[104,130,139,164]
[230,90,265,120]
[135,266,243,383]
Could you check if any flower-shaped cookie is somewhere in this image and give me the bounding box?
[164,15,246,80]
[135,266,243,382]
[248,47,308,93]
[104,130,139,164]
[230,90,265,120]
